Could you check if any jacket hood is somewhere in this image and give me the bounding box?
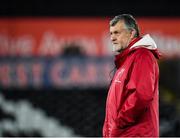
[115,34,160,69]
[130,34,157,50]
[131,34,161,59]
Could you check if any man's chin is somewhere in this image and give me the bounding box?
[112,48,124,55]
[112,49,120,55]
[113,45,121,51]
[113,51,120,55]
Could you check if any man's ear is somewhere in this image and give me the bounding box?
[130,29,136,39]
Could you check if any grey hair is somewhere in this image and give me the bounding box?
[110,14,140,37]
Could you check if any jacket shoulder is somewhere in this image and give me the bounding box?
[133,48,155,59]
[133,47,151,54]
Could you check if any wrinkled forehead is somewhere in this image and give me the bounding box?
[110,21,127,32]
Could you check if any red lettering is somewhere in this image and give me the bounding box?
[16,64,28,87]
[50,62,64,87]
[67,66,83,86]
[32,63,43,88]
[85,63,97,85]
[0,64,11,87]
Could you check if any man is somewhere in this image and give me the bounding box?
[103,14,160,137]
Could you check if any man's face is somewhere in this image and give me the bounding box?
[110,21,134,52]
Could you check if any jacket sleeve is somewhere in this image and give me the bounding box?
[116,50,157,129]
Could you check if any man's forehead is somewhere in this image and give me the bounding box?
[110,21,126,31]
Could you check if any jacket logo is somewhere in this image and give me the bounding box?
[115,68,125,83]
[115,80,121,83]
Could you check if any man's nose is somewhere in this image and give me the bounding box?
[111,36,116,42]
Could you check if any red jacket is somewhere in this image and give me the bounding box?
[103,34,160,137]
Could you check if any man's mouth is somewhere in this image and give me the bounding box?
[113,43,118,45]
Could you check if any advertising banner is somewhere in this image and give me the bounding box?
[0,18,180,89]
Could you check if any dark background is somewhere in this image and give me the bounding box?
[1,0,180,17]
